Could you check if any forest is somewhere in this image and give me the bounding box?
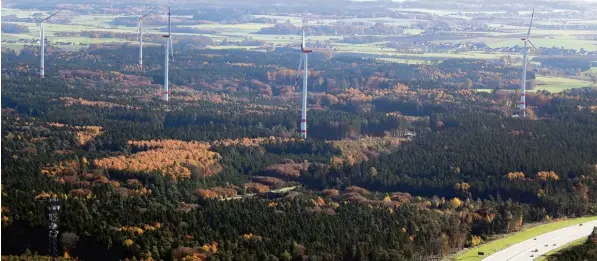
[1,42,597,261]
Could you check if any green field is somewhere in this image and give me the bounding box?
[475,76,593,94]
[534,76,593,93]
[1,8,48,18]
[486,38,597,52]
[535,237,587,261]
[453,216,597,261]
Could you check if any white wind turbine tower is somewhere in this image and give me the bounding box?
[162,3,174,102]
[519,9,536,118]
[295,25,313,138]
[38,9,63,79]
[131,8,156,67]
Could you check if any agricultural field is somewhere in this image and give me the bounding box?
[475,76,594,94]
[534,76,594,93]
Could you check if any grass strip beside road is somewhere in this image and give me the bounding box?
[454,216,597,261]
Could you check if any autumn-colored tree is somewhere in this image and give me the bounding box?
[321,189,340,197]
[344,186,371,196]
[536,171,559,181]
[506,172,525,180]
[454,182,471,192]
[94,140,222,180]
[123,239,134,248]
[383,195,392,202]
[196,189,218,199]
[243,183,270,193]
[450,198,462,209]
[471,235,482,246]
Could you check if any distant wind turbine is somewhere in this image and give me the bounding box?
[519,9,536,118]
[295,25,312,138]
[162,3,174,102]
[38,9,64,79]
[130,8,156,67]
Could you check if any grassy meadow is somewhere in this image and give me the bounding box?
[534,76,593,93]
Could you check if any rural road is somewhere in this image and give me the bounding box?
[219,186,297,201]
[482,220,597,261]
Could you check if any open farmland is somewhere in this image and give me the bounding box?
[3,5,596,56]
[534,76,594,93]
[475,75,594,94]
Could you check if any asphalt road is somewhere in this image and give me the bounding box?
[482,220,597,261]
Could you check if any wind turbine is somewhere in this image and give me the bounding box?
[131,8,156,67]
[519,9,536,118]
[162,3,174,102]
[295,25,312,138]
[38,9,63,79]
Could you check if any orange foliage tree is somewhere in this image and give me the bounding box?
[93,140,222,180]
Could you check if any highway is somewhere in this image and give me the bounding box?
[482,220,597,261]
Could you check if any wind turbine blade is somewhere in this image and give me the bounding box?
[128,11,140,18]
[168,7,171,35]
[141,8,156,19]
[301,27,306,50]
[526,8,534,39]
[43,8,64,22]
[296,54,304,85]
[528,40,537,51]
[165,5,174,55]
[169,37,174,60]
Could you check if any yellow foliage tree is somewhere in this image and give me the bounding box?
[123,239,134,247]
[471,235,482,246]
[450,197,462,209]
[383,195,392,202]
